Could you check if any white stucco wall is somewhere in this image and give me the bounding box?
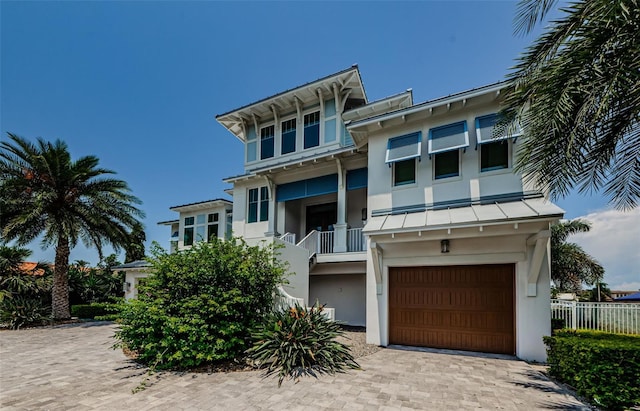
[366,102,525,214]
[124,270,151,300]
[309,274,366,326]
[275,238,310,305]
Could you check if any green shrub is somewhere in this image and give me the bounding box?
[0,295,51,329]
[71,301,121,319]
[543,330,640,410]
[114,239,287,370]
[247,303,360,387]
[0,267,52,329]
[551,318,565,331]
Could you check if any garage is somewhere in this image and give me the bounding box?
[389,265,515,355]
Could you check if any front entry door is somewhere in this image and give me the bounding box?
[305,202,337,234]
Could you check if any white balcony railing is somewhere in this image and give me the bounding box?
[347,228,365,252]
[280,232,296,245]
[297,230,318,258]
[318,231,334,254]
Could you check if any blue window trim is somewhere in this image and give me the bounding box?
[427,121,469,155]
[475,113,521,147]
[385,131,422,165]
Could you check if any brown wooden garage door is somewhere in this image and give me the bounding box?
[389,265,514,355]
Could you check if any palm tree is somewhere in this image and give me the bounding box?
[551,219,604,292]
[124,221,146,263]
[499,0,639,209]
[0,133,144,319]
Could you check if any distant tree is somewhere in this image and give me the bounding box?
[580,282,612,302]
[500,0,640,209]
[0,244,52,328]
[0,133,144,319]
[551,219,604,292]
[68,255,124,305]
[125,222,146,263]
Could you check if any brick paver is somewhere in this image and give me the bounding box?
[0,322,590,410]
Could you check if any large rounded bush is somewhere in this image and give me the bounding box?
[115,239,287,369]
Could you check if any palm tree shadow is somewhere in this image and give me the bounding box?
[511,368,592,410]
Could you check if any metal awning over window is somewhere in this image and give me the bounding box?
[476,113,522,145]
[428,121,469,154]
[385,132,422,164]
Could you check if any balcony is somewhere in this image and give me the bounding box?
[287,227,366,262]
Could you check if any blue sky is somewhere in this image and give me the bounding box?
[2,1,636,289]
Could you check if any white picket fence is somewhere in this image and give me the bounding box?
[551,299,640,335]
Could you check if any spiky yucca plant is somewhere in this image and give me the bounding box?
[247,303,360,387]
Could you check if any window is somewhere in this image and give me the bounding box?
[303,111,320,149]
[393,159,416,186]
[434,150,459,179]
[475,113,521,145]
[259,186,269,221]
[184,216,194,246]
[281,119,296,155]
[428,121,469,154]
[207,213,219,241]
[195,214,206,242]
[260,125,274,159]
[385,132,422,164]
[225,212,233,239]
[248,187,269,223]
[475,113,514,173]
[481,141,509,171]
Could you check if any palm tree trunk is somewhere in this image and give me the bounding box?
[52,236,71,319]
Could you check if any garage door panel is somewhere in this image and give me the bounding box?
[389,265,515,355]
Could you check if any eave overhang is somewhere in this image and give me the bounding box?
[216,65,367,143]
[169,198,233,213]
[157,219,179,226]
[346,81,507,145]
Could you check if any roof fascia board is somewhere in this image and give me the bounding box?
[216,66,364,120]
[347,82,506,131]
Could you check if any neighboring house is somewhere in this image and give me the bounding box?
[159,199,233,252]
[113,260,152,300]
[616,292,640,303]
[611,290,639,299]
[17,262,47,276]
[157,65,562,362]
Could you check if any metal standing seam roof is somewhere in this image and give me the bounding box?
[616,292,640,301]
[363,197,564,234]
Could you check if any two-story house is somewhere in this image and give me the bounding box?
[162,65,562,362]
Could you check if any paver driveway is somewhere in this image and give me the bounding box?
[0,322,590,410]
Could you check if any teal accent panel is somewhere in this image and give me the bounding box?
[346,168,367,190]
[276,174,338,202]
[247,125,256,141]
[325,99,336,117]
[246,141,257,162]
[325,118,337,142]
[341,123,353,146]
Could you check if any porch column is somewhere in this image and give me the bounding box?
[333,159,347,253]
[264,177,278,237]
